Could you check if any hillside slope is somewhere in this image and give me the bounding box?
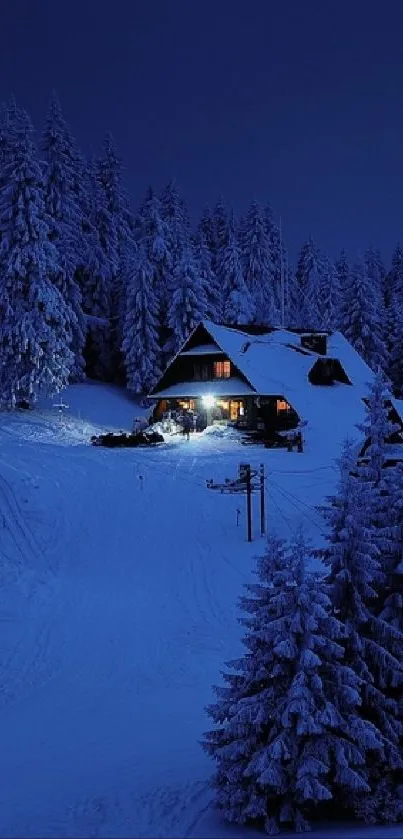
[0,384,400,837]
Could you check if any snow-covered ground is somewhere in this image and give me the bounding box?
[0,382,399,837]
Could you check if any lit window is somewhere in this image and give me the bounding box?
[214,360,231,378]
[277,399,290,413]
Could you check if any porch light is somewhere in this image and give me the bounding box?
[202,394,215,409]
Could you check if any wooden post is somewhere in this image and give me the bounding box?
[246,464,252,542]
[260,463,266,536]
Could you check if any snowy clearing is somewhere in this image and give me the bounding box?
[0,382,400,837]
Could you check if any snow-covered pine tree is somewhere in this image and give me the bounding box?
[212,196,230,257]
[0,105,74,406]
[385,245,403,395]
[96,134,136,368]
[166,246,206,356]
[364,247,389,367]
[196,205,219,268]
[379,459,403,634]
[193,231,222,322]
[365,247,387,309]
[355,371,403,683]
[136,187,171,342]
[160,179,190,265]
[41,92,86,381]
[335,250,350,298]
[80,158,117,379]
[203,531,380,835]
[240,200,278,325]
[340,258,389,373]
[318,256,341,330]
[121,247,161,394]
[294,238,326,329]
[325,442,403,823]
[217,216,254,325]
[263,205,288,326]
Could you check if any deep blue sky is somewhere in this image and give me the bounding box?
[1,0,403,264]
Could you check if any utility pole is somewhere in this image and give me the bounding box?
[280,216,285,328]
[246,464,252,542]
[259,463,266,536]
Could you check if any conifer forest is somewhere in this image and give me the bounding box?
[1,94,403,407]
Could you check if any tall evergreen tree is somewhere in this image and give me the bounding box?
[0,105,73,406]
[197,205,219,268]
[385,246,403,394]
[136,187,171,339]
[121,247,161,394]
[41,92,86,380]
[96,134,136,368]
[325,447,403,823]
[160,179,190,264]
[203,532,380,834]
[294,238,327,329]
[335,250,350,298]
[355,372,403,667]
[212,196,230,257]
[217,217,254,325]
[166,246,206,356]
[340,259,389,373]
[240,200,277,324]
[193,231,222,322]
[263,205,290,327]
[82,159,116,379]
[319,256,341,330]
[365,247,386,310]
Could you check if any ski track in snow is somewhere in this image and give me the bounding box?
[0,407,401,838]
[0,432,252,837]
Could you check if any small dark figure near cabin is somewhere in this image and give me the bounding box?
[182,410,193,441]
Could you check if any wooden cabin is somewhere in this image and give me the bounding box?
[147,320,370,435]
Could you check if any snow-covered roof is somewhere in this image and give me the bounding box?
[201,321,374,409]
[151,378,255,399]
[150,320,403,457]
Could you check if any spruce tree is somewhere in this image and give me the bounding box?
[294,238,326,329]
[340,259,388,373]
[160,179,190,265]
[203,532,380,834]
[82,159,116,379]
[0,105,73,406]
[166,246,206,356]
[136,187,171,337]
[386,246,403,395]
[41,92,86,380]
[217,217,254,325]
[240,200,277,324]
[121,247,161,394]
[318,256,341,330]
[96,134,136,368]
[263,205,289,327]
[193,231,222,322]
[335,250,350,298]
[325,445,403,823]
[356,372,403,665]
[197,204,219,270]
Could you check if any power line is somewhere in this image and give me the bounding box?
[269,482,326,536]
[268,490,295,535]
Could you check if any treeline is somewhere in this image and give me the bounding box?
[0,93,402,407]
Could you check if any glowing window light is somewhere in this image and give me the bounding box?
[202,394,215,409]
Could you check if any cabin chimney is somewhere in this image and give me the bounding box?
[300,333,328,355]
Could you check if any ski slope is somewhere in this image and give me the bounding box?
[0,383,400,838]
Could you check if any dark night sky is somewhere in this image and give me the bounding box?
[1,0,403,263]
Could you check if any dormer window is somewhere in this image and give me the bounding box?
[214,360,231,378]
